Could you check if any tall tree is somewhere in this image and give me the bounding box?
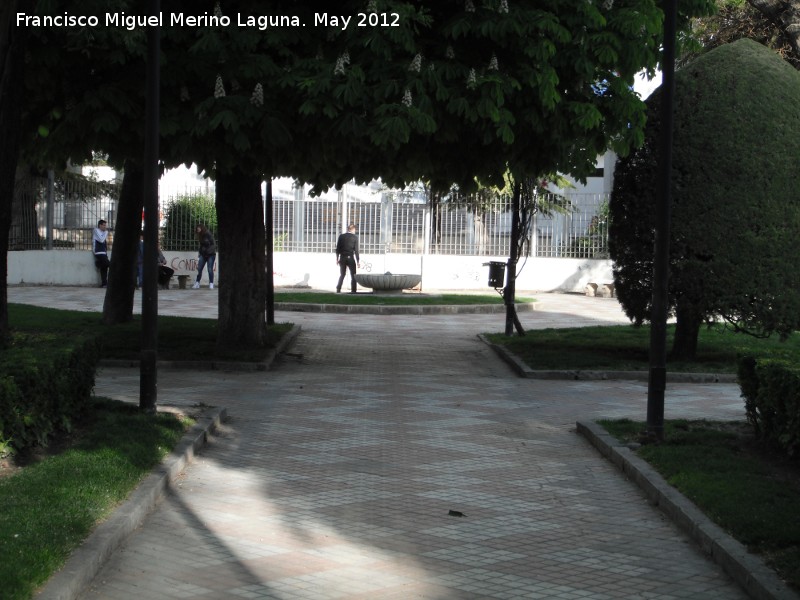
[0,0,34,341]
[681,0,800,68]
[157,1,305,348]
[160,0,713,349]
[610,39,800,359]
[292,0,713,333]
[749,0,800,63]
[22,0,148,323]
[17,0,717,351]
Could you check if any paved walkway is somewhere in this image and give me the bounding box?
[11,287,748,599]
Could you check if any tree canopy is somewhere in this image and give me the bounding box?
[681,0,800,70]
[12,0,718,347]
[609,38,800,359]
[150,0,716,190]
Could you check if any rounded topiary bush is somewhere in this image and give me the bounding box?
[610,39,800,358]
[161,193,217,251]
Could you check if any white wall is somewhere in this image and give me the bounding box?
[9,250,613,292]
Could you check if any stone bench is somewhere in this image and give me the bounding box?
[585,282,615,298]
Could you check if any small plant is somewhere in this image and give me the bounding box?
[161,193,217,251]
[273,232,289,251]
[0,435,12,459]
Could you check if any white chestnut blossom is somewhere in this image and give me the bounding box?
[467,68,477,89]
[250,83,264,106]
[334,51,351,75]
[214,75,225,98]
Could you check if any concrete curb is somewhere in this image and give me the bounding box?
[36,407,227,600]
[99,324,302,372]
[275,301,536,315]
[576,420,799,600]
[479,334,737,383]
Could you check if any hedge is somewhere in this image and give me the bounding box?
[0,334,99,453]
[738,356,800,457]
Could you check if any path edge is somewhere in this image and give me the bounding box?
[36,406,227,600]
[576,419,799,600]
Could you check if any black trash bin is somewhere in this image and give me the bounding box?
[487,261,506,288]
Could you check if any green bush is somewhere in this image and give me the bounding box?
[161,193,217,251]
[738,356,800,456]
[610,40,800,359]
[0,334,99,453]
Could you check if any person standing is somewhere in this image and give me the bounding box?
[192,224,216,289]
[335,223,360,293]
[92,219,110,288]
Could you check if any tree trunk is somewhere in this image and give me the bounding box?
[504,181,523,336]
[102,161,144,324]
[0,0,29,340]
[670,299,703,360]
[748,0,800,63]
[215,170,266,349]
[266,179,274,326]
[10,167,42,250]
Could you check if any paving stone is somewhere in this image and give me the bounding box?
[9,287,750,599]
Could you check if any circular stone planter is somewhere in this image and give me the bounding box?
[355,273,421,293]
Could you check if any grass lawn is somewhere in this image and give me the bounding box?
[486,323,800,373]
[275,290,532,306]
[0,398,193,600]
[599,419,800,592]
[8,303,293,363]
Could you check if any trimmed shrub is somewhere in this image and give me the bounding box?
[738,356,800,456]
[610,39,800,359]
[0,334,99,452]
[161,193,217,251]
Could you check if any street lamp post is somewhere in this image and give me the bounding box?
[140,0,160,413]
[647,0,678,440]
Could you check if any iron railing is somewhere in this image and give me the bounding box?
[11,177,609,259]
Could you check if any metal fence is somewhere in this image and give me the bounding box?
[10,176,118,251]
[11,177,609,259]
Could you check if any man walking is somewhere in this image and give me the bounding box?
[335,224,360,293]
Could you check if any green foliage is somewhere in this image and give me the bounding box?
[486,322,800,373]
[154,0,716,190]
[8,303,292,364]
[0,334,98,453]
[680,0,800,70]
[273,232,288,252]
[19,0,715,350]
[0,398,188,599]
[599,418,800,590]
[22,0,147,170]
[738,356,800,456]
[609,39,800,352]
[161,193,217,252]
[568,197,610,258]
